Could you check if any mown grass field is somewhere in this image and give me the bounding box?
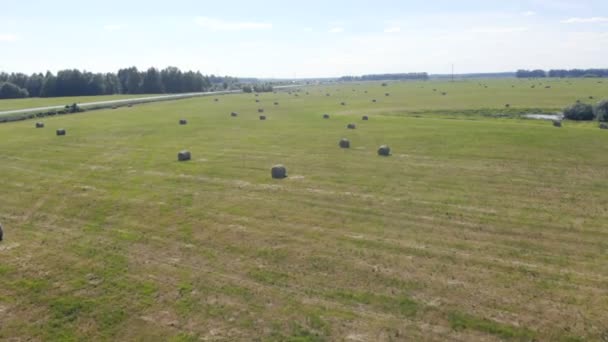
[0,94,155,112]
[1,79,607,341]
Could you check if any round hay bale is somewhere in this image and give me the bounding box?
[339,138,350,149]
[56,129,66,136]
[271,164,287,179]
[323,114,330,119]
[545,86,551,89]
[589,96,594,100]
[377,145,391,156]
[364,90,368,93]
[258,108,264,113]
[341,102,346,106]
[600,123,608,130]
[433,89,437,92]
[385,93,390,96]
[347,123,356,129]
[326,93,330,97]
[178,150,191,161]
[179,119,188,125]
[35,122,45,128]
[553,120,562,128]
[505,104,511,108]
[441,92,447,96]
[274,102,279,105]
[255,99,260,103]
[372,99,377,103]
[259,115,266,120]
[231,112,238,117]
[214,98,219,102]
[362,115,369,121]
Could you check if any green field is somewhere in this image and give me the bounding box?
[1,79,607,341]
[0,94,155,112]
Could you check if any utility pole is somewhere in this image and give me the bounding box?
[451,64,454,82]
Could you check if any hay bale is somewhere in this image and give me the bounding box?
[258,108,264,113]
[179,119,188,125]
[372,99,377,103]
[56,129,66,136]
[347,123,356,129]
[274,102,279,105]
[323,114,330,119]
[326,93,331,97]
[505,104,510,108]
[231,112,238,117]
[178,150,191,161]
[600,123,608,130]
[35,122,45,128]
[341,102,346,106]
[589,96,594,100]
[553,120,562,127]
[385,93,390,96]
[377,145,391,156]
[259,115,266,120]
[441,92,447,96]
[214,98,219,102]
[362,115,369,121]
[545,86,551,89]
[255,99,260,103]
[339,138,350,149]
[271,165,287,179]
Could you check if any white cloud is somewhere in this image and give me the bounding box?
[384,27,401,33]
[522,11,536,17]
[329,27,344,33]
[103,24,123,31]
[561,17,608,24]
[195,17,272,31]
[470,27,529,33]
[0,33,19,42]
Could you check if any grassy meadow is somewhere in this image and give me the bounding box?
[0,79,607,341]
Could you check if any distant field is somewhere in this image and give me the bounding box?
[0,79,607,341]
[0,94,154,112]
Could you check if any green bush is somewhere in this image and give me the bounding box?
[563,102,595,121]
[594,99,608,122]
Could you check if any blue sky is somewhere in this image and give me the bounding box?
[1,0,607,77]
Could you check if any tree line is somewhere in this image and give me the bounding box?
[516,69,608,78]
[339,73,429,82]
[0,67,245,99]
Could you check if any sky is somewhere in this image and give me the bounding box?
[0,0,607,78]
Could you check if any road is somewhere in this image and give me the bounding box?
[0,90,242,117]
[0,85,304,117]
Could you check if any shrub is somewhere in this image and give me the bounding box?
[594,99,608,122]
[563,102,595,121]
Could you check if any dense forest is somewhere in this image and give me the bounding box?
[516,69,608,78]
[339,73,429,81]
[0,67,244,99]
